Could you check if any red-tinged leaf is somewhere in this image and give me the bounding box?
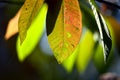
[48,0,82,63]
[18,0,44,44]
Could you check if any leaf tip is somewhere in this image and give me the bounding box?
[19,33,27,45]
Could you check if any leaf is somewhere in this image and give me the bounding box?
[62,45,79,73]
[93,17,115,72]
[80,2,98,32]
[89,0,112,63]
[106,16,120,50]
[18,0,44,44]
[93,44,106,72]
[76,28,95,72]
[17,3,48,61]
[5,8,21,40]
[48,0,82,63]
[93,42,114,73]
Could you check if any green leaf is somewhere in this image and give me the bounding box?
[80,3,98,32]
[88,0,99,10]
[62,45,79,73]
[48,0,82,63]
[76,28,95,72]
[17,3,48,61]
[93,18,115,73]
[89,0,112,63]
[93,43,114,73]
[93,44,105,72]
[18,0,44,44]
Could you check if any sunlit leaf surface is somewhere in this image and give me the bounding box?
[18,0,44,43]
[48,0,82,63]
[62,45,79,73]
[93,44,105,72]
[76,28,95,72]
[17,3,48,61]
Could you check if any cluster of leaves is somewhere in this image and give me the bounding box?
[18,0,82,63]
[16,0,113,72]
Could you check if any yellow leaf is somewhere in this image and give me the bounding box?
[17,3,48,61]
[48,0,82,63]
[18,0,44,44]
